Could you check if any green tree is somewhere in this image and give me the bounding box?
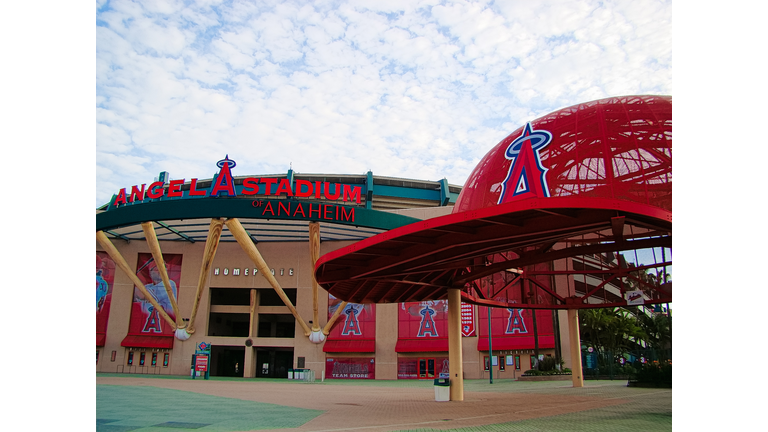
[580,307,647,364]
[636,310,672,350]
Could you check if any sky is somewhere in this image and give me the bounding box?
[95,0,672,208]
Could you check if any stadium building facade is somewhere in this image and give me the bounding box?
[97,95,671,388]
[96,168,559,380]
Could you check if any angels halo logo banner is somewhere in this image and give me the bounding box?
[96,252,116,342]
[127,253,183,337]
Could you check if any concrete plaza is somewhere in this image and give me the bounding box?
[96,374,671,431]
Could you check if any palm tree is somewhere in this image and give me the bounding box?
[636,310,672,350]
[580,307,647,369]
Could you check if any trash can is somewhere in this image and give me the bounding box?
[288,369,294,380]
[303,369,315,383]
[434,378,450,402]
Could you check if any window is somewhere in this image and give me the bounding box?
[530,355,536,370]
[127,351,134,366]
[210,288,251,306]
[515,355,521,370]
[163,353,170,367]
[499,355,506,371]
[209,313,251,337]
[483,356,490,371]
[257,314,295,338]
[151,353,158,367]
[140,352,146,366]
[258,288,297,306]
[96,350,100,364]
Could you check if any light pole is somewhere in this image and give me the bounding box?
[488,305,493,384]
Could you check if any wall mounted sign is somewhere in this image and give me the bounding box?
[112,156,363,207]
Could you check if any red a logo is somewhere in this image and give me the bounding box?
[341,305,362,336]
[142,306,163,333]
[417,305,439,337]
[505,308,528,334]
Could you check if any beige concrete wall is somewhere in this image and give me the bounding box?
[96,206,568,380]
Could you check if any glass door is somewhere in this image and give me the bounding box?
[418,358,436,379]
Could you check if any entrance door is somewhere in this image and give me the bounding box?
[210,345,245,377]
[255,348,294,378]
[418,358,435,379]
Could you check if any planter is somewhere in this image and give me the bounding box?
[517,374,572,381]
[584,375,631,380]
[627,380,672,388]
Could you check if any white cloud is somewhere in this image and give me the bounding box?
[96,0,672,207]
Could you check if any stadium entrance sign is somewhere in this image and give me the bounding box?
[112,156,362,206]
[252,199,355,223]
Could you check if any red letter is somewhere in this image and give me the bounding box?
[343,185,362,204]
[168,179,184,197]
[308,203,321,219]
[262,201,275,216]
[211,157,237,197]
[278,201,290,216]
[129,184,146,202]
[324,204,333,219]
[340,207,355,222]
[276,179,294,197]
[293,203,306,218]
[315,181,322,199]
[146,181,164,199]
[262,178,277,195]
[242,178,260,195]
[189,178,207,196]
[113,188,127,206]
[295,180,313,197]
[324,183,341,200]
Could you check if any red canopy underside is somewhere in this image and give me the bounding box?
[323,339,376,353]
[97,333,106,347]
[315,197,671,309]
[121,334,174,349]
[395,338,449,353]
[477,335,555,351]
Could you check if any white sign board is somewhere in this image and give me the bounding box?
[626,290,645,305]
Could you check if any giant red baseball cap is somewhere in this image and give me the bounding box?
[315,95,672,309]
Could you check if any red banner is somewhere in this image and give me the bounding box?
[325,357,375,379]
[326,294,375,341]
[96,252,116,346]
[398,301,448,339]
[127,253,182,337]
[461,302,475,337]
[477,306,555,350]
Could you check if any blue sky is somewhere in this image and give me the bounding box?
[95,0,672,207]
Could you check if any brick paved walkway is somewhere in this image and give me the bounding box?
[96,375,671,431]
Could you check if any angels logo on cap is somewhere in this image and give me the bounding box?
[498,123,553,204]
